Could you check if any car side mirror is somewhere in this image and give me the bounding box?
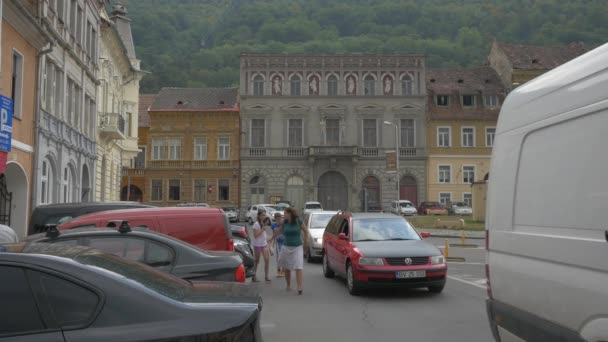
[338,233,347,241]
[420,232,431,238]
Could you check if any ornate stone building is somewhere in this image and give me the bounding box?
[239,53,427,212]
[95,2,144,201]
[34,0,102,206]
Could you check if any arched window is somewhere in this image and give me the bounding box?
[364,75,375,96]
[62,166,74,203]
[290,75,301,96]
[327,75,338,96]
[253,75,264,96]
[41,158,55,204]
[250,176,265,204]
[402,74,413,95]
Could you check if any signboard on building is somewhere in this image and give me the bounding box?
[386,150,397,173]
[0,95,13,152]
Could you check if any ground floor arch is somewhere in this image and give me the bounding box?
[400,175,418,206]
[121,185,143,202]
[362,175,381,211]
[82,164,91,202]
[318,171,348,211]
[286,175,305,211]
[5,162,27,237]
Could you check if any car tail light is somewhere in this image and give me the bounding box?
[485,230,493,299]
[235,264,246,283]
[228,238,234,251]
[239,228,248,237]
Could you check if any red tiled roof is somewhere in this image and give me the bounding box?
[426,66,504,94]
[497,42,586,70]
[138,94,156,128]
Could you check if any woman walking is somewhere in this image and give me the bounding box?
[251,210,271,283]
[269,207,310,294]
[270,212,285,277]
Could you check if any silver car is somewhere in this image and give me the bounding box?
[303,210,338,262]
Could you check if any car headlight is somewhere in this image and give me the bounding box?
[358,257,384,266]
[431,255,445,265]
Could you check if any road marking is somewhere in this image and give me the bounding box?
[447,275,487,290]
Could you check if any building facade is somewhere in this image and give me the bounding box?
[145,88,240,207]
[1,0,49,237]
[95,2,143,202]
[239,54,427,212]
[425,67,505,207]
[488,40,586,90]
[34,0,102,207]
[120,93,155,202]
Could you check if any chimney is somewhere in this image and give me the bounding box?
[110,1,137,61]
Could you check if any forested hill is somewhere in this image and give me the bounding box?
[127,0,608,93]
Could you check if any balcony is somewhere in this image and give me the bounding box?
[399,147,425,158]
[360,147,379,157]
[241,148,309,158]
[99,113,126,140]
[122,169,145,177]
[309,146,358,157]
[147,160,239,169]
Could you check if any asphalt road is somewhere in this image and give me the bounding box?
[243,230,491,342]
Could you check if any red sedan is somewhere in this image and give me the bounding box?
[322,212,447,295]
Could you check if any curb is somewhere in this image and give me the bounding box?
[430,234,485,240]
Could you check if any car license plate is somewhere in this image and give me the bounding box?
[396,270,426,279]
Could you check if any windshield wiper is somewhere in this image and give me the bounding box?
[384,238,415,241]
[355,239,381,242]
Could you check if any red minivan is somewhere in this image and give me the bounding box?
[58,207,234,252]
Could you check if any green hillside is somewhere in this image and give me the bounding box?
[126,0,608,92]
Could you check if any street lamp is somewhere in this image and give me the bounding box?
[384,121,400,208]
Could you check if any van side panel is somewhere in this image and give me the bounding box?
[489,101,608,337]
[159,214,228,251]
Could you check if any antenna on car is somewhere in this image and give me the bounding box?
[45,224,60,238]
[118,221,131,234]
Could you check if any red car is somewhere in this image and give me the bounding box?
[58,207,234,252]
[417,201,448,215]
[322,212,446,295]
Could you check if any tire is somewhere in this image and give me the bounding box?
[346,262,362,296]
[322,253,335,278]
[428,284,445,294]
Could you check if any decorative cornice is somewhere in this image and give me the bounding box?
[4,0,50,49]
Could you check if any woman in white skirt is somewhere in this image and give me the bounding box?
[269,207,310,294]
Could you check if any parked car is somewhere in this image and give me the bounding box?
[231,224,249,241]
[0,243,263,341]
[303,210,338,262]
[390,200,418,216]
[58,207,235,252]
[303,201,323,214]
[365,205,384,213]
[233,236,255,278]
[322,212,445,295]
[447,202,472,216]
[275,202,291,210]
[222,206,239,223]
[247,204,283,224]
[27,223,246,282]
[29,201,154,235]
[486,43,608,342]
[417,201,448,215]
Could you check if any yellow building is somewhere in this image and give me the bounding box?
[425,67,505,208]
[144,88,240,207]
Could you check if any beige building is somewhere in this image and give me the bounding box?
[425,67,505,207]
[95,2,143,201]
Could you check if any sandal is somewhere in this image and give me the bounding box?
[265,278,272,283]
[251,276,259,282]
[297,289,303,295]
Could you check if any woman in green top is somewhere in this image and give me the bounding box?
[269,207,310,294]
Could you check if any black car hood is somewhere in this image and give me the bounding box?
[353,240,440,258]
[184,281,261,307]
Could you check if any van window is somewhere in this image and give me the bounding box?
[514,111,608,231]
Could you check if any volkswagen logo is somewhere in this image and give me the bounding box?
[404,258,413,265]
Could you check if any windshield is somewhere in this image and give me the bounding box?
[222,207,236,212]
[310,213,335,229]
[353,218,420,242]
[399,202,414,208]
[453,202,468,207]
[265,205,281,211]
[306,203,322,209]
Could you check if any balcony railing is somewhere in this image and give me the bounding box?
[147,160,239,169]
[99,112,126,140]
[360,147,379,157]
[241,148,309,158]
[309,146,358,157]
[399,147,425,158]
[122,169,145,177]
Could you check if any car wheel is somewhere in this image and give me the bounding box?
[322,253,334,278]
[346,262,361,296]
[428,284,445,294]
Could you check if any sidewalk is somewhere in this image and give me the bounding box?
[416,228,485,239]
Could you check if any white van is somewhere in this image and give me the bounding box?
[486,43,608,342]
